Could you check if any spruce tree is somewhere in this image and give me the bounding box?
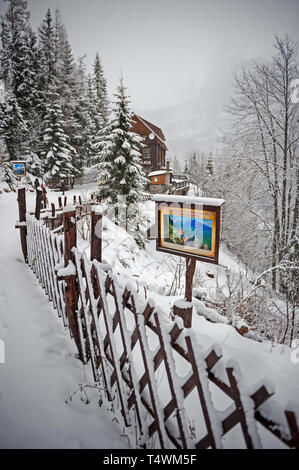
[0,92,28,159]
[38,8,56,95]
[58,37,84,180]
[96,77,147,243]
[73,65,96,168]
[0,0,39,159]
[93,52,109,129]
[38,9,84,182]
[41,91,77,183]
[91,53,109,165]
[206,154,214,176]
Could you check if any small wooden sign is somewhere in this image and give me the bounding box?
[12,161,26,177]
[154,195,225,265]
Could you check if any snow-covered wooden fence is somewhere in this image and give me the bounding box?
[18,190,299,449]
[27,213,67,324]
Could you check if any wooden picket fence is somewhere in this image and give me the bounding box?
[16,188,299,449]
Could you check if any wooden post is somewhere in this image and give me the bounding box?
[78,195,82,206]
[51,203,55,230]
[35,188,42,220]
[58,196,62,209]
[185,257,196,302]
[184,257,196,327]
[73,195,76,205]
[173,257,196,328]
[17,187,28,262]
[63,206,82,359]
[90,206,103,262]
[64,196,67,206]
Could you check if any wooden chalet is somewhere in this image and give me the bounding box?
[130,114,168,175]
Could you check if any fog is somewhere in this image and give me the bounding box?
[20,0,299,111]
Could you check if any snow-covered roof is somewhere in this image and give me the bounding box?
[63,204,76,213]
[91,205,103,215]
[134,115,168,151]
[172,178,187,183]
[148,170,167,177]
[138,116,165,141]
[153,194,225,207]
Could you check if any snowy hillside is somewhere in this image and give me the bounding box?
[0,183,298,449]
[78,196,299,408]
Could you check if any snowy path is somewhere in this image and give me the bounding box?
[0,190,128,449]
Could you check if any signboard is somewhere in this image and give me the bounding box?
[12,161,26,177]
[154,196,225,265]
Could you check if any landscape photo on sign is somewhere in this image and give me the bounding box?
[13,163,25,176]
[160,205,216,258]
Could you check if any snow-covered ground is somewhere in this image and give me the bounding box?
[0,182,298,449]
[0,186,128,449]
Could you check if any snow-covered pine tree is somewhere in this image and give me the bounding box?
[187,152,208,196]
[41,90,77,184]
[0,92,28,159]
[206,154,214,176]
[0,0,39,159]
[38,9,84,183]
[38,8,56,96]
[1,1,31,90]
[72,64,96,168]
[92,52,109,129]
[57,35,84,181]
[91,53,110,165]
[172,155,181,174]
[85,74,99,149]
[96,76,147,244]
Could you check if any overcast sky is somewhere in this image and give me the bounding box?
[2,0,299,110]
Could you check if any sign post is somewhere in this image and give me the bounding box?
[153,195,225,328]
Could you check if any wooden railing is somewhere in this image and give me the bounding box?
[16,188,299,449]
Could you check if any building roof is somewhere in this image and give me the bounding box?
[132,114,168,151]
[138,116,166,141]
[148,170,167,177]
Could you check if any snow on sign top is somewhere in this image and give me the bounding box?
[91,205,103,215]
[148,170,167,177]
[153,194,225,207]
[63,204,76,213]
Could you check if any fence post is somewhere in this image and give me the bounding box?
[58,196,62,209]
[35,188,42,220]
[16,187,28,262]
[51,203,56,230]
[63,205,82,359]
[90,206,103,262]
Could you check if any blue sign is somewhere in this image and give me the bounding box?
[13,162,26,176]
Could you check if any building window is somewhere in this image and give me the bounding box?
[143,148,151,161]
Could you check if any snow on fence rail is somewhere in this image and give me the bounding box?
[16,188,299,449]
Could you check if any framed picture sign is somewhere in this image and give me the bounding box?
[153,195,225,265]
[12,161,26,177]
